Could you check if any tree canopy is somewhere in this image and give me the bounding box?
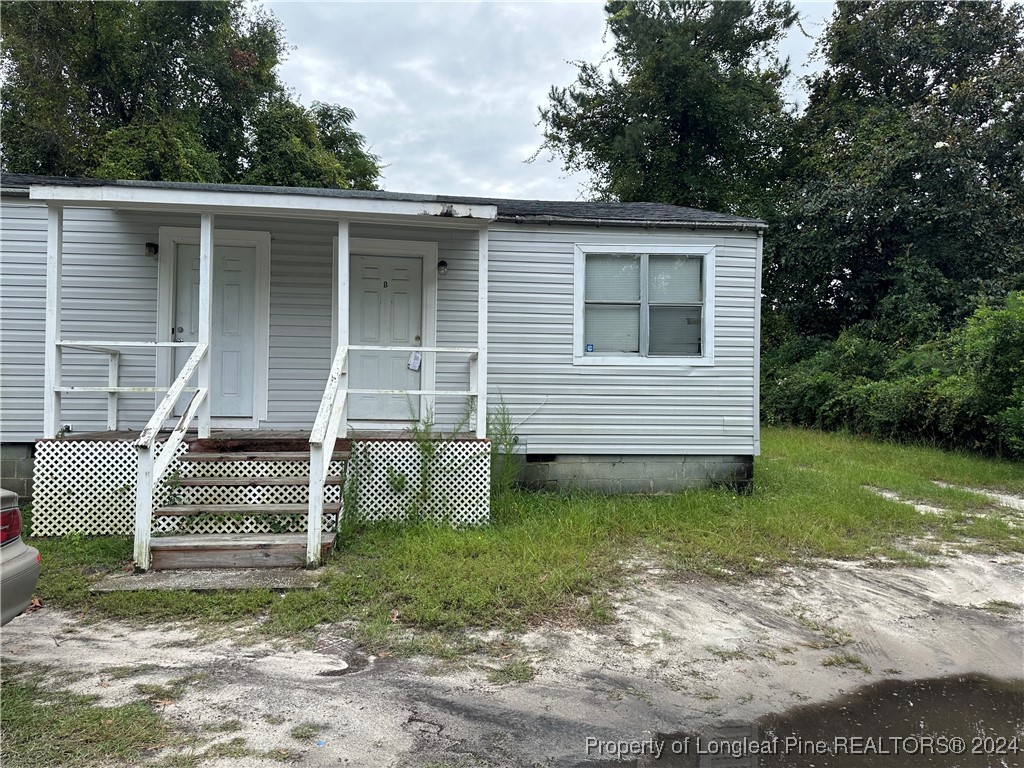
[537,0,797,213]
[540,0,1024,457]
[0,0,381,188]
[767,0,1024,343]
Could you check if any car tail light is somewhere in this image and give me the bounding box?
[0,507,23,545]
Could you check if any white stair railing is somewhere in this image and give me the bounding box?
[307,346,349,567]
[134,343,208,571]
[306,344,485,567]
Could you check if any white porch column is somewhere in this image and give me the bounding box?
[134,445,154,571]
[197,213,214,438]
[336,220,350,438]
[43,205,64,439]
[476,227,489,438]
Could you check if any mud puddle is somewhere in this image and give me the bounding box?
[591,675,1024,766]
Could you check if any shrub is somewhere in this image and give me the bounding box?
[763,292,1024,459]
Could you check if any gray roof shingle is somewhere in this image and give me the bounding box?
[0,173,766,230]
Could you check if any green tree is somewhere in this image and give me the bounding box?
[537,0,797,214]
[766,1,1024,343]
[241,97,380,189]
[0,0,380,188]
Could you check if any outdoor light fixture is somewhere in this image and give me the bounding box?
[437,259,448,275]
[145,242,159,257]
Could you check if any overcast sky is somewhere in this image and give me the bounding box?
[265,1,836,200]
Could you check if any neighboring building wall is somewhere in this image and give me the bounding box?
[0,443,34,498]
[487,223,759,457]
[0,198,480,440]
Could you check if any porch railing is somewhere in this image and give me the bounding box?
[133,343,208,571]
[54,340,198,430]
[305,344,483,567]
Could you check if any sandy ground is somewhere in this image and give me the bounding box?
[2,549,1021,767]
[2,482,1023,767]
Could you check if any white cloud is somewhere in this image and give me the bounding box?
[265,0,833,199]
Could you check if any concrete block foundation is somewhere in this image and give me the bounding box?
[518,454,754,494]
[1,443,35,499]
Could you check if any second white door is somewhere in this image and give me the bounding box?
[348,255,423,420]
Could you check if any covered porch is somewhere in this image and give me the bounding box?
[31,181,495,570]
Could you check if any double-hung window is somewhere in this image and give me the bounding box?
[573,244,715,366]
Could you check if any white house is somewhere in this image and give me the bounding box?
[0,173,765,570]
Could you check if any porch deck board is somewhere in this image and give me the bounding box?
[175,476,344,487]
[149,532,336,570]
[155,503,341,516]
[175,451,349,462]
[42,428,479,442]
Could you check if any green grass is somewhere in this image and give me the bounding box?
[288,722,326,740]
[201,719,242,733]
[0,665,173,768]
[133,673,205,703]
[977,599,1021,616]
[100,664,160,681]
[822,651,872,674]
[705,646,751,662]
[26,427,1024,642]
[487,660,536,685]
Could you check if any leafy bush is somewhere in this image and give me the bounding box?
[763,292,1024,459]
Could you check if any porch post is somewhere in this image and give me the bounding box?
[134,445,154,571]
[197,213,214,438]
[476,227,488,438]
[337,220,350,439]
[43,205,64,439]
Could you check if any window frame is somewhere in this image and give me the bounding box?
[573,243,716,367]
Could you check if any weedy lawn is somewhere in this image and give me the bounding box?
[6,427,1023,768]
[25,427,1024,637]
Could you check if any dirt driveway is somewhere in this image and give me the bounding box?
[3,548,1021,767]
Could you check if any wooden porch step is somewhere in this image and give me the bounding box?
[177,451,350,462]
[150,533,336,570]
[155,503,342,516]
[175,476,344,487]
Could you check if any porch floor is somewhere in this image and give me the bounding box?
[42,428,480,443]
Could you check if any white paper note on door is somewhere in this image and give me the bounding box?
[408,351,422,371]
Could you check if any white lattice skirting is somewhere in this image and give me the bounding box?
[31,439,491,536]
[347,440,491,525]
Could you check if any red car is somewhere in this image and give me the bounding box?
[1,488,40,626]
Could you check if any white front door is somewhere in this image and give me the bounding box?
[349,254,423,420]
[174,243,257,419]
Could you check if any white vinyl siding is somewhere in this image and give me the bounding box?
[1,199,49,440]
[0,199,480,440]
[488,224,758,455]
[1,194,759,455]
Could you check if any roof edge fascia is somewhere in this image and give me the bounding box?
[495,214,768,232]
[29,183,498,222]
